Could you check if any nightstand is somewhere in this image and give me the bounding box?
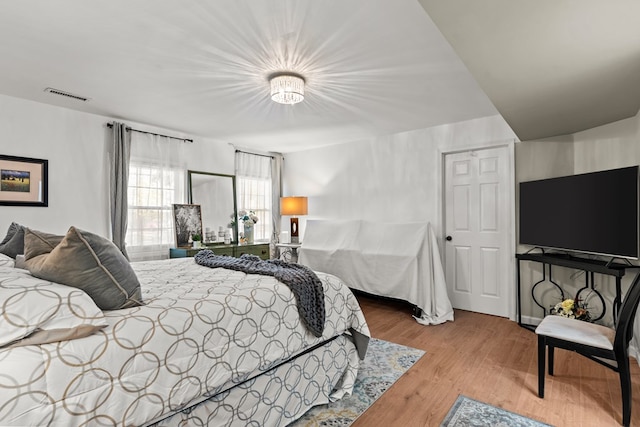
[275,243,302,263]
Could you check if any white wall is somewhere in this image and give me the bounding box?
[514,137,574,183]
[283,114,517,241]
[514,137,575,322]
[573,113,640,336]
[515,111,640,326]
[0,94,234,238]
[573,112,640,173]
[285,109,640,329]
[6,90,637,330]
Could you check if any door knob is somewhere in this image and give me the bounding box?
[446,235,452,241]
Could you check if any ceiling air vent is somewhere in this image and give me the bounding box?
[44,87,90,102]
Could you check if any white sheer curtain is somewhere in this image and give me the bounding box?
[235,151,274,243]
[126,133,187,261]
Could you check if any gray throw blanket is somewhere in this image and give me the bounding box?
[194,250,325,337]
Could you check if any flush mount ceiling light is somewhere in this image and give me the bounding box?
[269,73,305,105]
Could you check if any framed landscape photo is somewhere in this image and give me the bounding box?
[173,204,203,247]
[0,155,48,207]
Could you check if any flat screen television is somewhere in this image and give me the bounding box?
[519,166,639,259]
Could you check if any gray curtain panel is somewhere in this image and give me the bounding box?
[270,153,283,258]
[109,122,131,260]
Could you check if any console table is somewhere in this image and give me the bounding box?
[516,252,638,331]
[170,242,270,260]
[275,243,302,263]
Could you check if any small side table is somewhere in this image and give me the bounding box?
[276,243,302,263]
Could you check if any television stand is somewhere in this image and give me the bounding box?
[523,246,546,255]
[605,257,634,268]
[516,252,639,331]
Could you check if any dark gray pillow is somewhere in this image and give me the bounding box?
[0,222,19,245]
[23,228,64,260]
[0,222,25,259]
[26,226,143,310]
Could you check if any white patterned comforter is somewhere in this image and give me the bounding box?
[0,257,370,426]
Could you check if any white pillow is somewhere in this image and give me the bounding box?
[0,267,108,347]
[0,253,14,268]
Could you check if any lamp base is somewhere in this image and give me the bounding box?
[290,217,299,244]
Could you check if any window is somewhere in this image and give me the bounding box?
[126,162,184,260]
[236,175,272,242]
[235,151,275,244]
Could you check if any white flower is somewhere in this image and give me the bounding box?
[551,298,590,321]
[238,209,258,226]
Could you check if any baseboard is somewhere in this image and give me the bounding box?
[518,315,542,327]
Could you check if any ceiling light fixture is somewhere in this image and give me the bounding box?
[270,73,305,105]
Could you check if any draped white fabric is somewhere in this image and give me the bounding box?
[126,133,186,261]
[299,219,454,325]
[235,151,273,242]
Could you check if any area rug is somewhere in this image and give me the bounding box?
[441,395,553,427]
[290,338,425,426]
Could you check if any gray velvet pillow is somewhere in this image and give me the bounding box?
[23,228,64,260]
[0,222,17,245]
[0,222,25,259]
[26,226,143,310]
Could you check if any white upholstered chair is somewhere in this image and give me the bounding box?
[536,272,640,427]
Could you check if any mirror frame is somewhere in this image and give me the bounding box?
[187,170,238,244]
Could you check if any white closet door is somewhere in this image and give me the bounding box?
[444,146,510,317]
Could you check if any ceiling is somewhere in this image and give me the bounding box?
[0,1,638,153]
[419,0,640,142]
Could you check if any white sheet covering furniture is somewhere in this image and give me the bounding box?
[299,219,454,325]
[0,257,369,426]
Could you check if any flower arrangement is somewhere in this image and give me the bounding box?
[550,298,591,321]
[238,210,259,227]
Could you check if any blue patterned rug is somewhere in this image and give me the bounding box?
[441,395,553,427]
[290,338,425,426]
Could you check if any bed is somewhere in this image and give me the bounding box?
[0,225,370,426]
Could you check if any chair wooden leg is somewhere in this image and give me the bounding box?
[548,345,554,376]
[537,335,545,398]
[619,356,631,427]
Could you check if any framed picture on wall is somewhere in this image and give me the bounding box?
[0,155,48,207]
[173,204,203,247]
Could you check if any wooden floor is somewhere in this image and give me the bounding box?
[352,293,640,427]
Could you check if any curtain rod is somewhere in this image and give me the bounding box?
[235,149,274,159]
[107,122,193,143]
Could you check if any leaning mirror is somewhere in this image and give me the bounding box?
[188,170,238,244]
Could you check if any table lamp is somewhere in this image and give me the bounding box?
[280,196,308,244]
